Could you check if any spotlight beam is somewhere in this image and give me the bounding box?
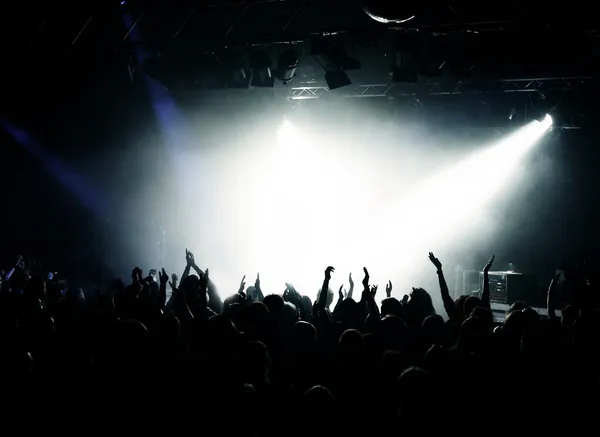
[368,117,553,292]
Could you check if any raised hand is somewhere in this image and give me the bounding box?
[338,285,344,302]
[255,273,260,290]
[401,294,409,305]
[169,273,178,290]
[386,280,392,298]
[370,284,378,299]
[483,255,495,274]
[362,267,370,289]
[159,268,169,285]
[325,266,335,281]
[185,249,195,267]
[428,252,442,271]
[283,282,301,306]
[238,275,247,294]
[349,273,354,288]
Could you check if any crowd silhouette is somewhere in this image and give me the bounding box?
[0,249,598,433]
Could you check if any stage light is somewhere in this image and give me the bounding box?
[325,70,351,90]
[530,91,553,123]
[370,118,553,286]
[228,65,251,89]
[250,51,275,87]
[276,49,299,84]
[311,41,360,90]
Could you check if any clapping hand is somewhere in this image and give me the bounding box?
[385,280,392,298]
[185,249,195,267]
[169,273,178,290]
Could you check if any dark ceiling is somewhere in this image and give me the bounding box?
[5,1,599,71]
[3,1,600,129]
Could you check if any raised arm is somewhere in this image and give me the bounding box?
[198,265,222,314]
[385,280,392,298]
[186,249,222,313]
[4,255,24,282]
[254,273,264,301]
[547,273,561,320]
[315,266,334,316]
[333,284,346,315]
[180,249,194,282]
[360,267,380,320]
[347,273,355,300]
[158,268,169,310]
[481,255,495,311]
[247,273,264,303]
[428,252,458,322]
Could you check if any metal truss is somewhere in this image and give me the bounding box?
[290,84,394,100]
[288,77,598,100]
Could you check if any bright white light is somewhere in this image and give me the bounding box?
[186,116,551,305]
[277,120,298,147]
[369,119,552,288]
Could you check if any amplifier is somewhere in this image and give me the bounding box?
[478,271,536,305]
[455,270,536,305]
[482,272,508,303]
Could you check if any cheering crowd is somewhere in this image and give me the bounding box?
[0,249,598,433]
